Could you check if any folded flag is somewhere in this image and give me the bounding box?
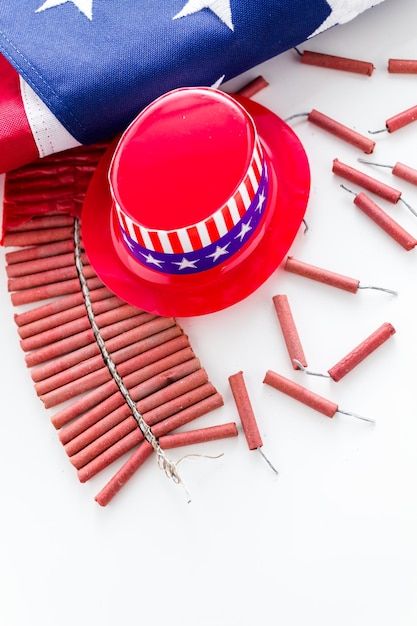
[0,0,385,175]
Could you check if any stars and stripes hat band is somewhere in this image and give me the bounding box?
[109,88,271,275]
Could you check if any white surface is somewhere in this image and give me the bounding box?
[1,1,417,624]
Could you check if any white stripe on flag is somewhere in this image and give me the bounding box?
[177,228,193,253]
[212,211,228,238]
[157,230,174,254]
[239,179,251,208]
[227,197,241,225]
[248,164,258,194]
[253,143,263,178]
[177,228,193,252]
[138,223,154,250]
[195,222,212,248]
[123,213,137,242]
[20,78,81,158]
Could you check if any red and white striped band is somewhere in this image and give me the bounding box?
[114,139,264,255]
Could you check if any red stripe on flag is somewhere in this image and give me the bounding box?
[186,225,203,250]
[235,191,246,218]
[118,211,130,234]
[0,55,39,174]
[132,223,145,247]
[205,216,220,243]
[149,230,164,253]
[244,174,255,200]
[252,155,262,183]
[221,205,235,231]
[168,231,184,254]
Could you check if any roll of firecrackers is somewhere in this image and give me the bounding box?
[77,392,225,485]
[32,317,179,384]
[64,376,216,458]
[4,209,231,500]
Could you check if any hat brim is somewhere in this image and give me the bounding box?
[81,95,310,317]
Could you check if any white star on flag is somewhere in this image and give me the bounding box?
[173,0,234,31]
[235,219,252,242]
[206,244,230,262]
[36,0,93,20]
[173,257,200,270]
[256,190,266,212]
[140,252,165,268]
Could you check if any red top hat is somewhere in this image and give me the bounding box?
[82,87,310,316]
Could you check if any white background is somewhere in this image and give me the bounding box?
[1,1,417,624]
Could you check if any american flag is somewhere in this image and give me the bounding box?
[0,0,385,175]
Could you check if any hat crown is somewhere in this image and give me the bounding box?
[110,87,256,231]
[110,87,270,276]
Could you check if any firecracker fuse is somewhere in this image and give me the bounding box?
[286,109,375,153]
[284,256,397,295]
[263,370,374,423]
[358,158,417,188]
[332,158,417,217]
[229,370,278,474]
[341,187,417,251]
